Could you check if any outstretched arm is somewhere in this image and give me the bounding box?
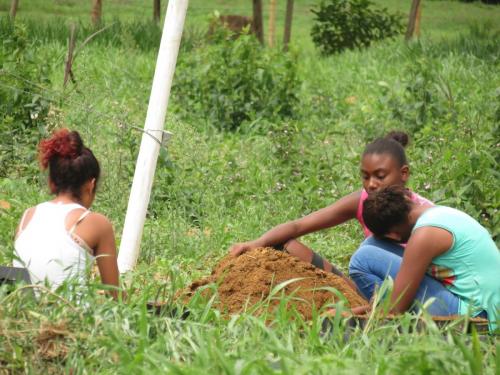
[230,191,361,256]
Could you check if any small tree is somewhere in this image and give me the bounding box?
[311,0,404,55]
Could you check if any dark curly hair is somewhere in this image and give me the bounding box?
[362,185,412,237]
[362,130,409,167]
[39,129,100,199]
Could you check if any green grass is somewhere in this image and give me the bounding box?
[1,0,499,373]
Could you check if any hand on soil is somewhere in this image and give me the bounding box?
[351,304,372,315]
[229,241,256,256]
[325,308,353,318]
[325,304,371,318]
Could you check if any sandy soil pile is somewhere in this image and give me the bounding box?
[184,247,367,320]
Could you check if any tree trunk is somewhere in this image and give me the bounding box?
[267,0,276,47]
[10,0,19,20]
[405,0,421,41]
[283,0,294,51]
[252,0,264,45]
[91,0,102,26]
[153,0,161,24]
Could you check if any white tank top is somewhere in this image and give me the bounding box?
[14,201,95,290]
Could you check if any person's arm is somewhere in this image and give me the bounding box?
[89,213,121,299]
[230,191,361,256]
[389,226,452,313]
[329,227,452,318]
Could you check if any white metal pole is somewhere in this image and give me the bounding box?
[118,0,189,274]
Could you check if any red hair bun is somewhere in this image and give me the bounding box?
[39,129,83,169]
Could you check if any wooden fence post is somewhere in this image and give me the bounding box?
[268,0,277,47]
[9,0,19,20]
[405,0,421,40]
[283,0,294,51]
[91,0,102,26]
[63,24,77,87]
[153,0,161,24]
[252,0,264,45]
[414,1,422,37]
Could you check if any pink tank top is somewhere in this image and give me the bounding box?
[356,189,433,238]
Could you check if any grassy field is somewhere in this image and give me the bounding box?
[1,0,499,373]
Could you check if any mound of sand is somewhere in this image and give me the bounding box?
[184,247,367,320]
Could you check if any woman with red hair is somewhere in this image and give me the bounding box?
[14,129,120,298]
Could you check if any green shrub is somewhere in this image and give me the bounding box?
[172,33,300,131]
[0,19,52,176]
[310,0,404,55]
[414,123,499,241]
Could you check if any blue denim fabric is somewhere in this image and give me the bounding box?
[348,236,460,316]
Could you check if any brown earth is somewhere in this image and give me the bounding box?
[183,247,367,320]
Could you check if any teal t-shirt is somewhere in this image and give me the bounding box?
[413,206,500,332]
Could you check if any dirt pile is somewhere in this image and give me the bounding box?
[185,247,367,320]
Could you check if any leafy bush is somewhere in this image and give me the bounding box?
[414,123,499,240]
[311,0,404,55]
[172,33,300,131]
[0,19,52,176]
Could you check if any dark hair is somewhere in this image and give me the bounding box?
[362,185,412,237]
[362,131,409,167]
[39,129,100,199]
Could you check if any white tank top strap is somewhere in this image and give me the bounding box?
[18,208,31,233]
[69,209,91,234]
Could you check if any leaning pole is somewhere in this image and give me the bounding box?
[118,0,189,274]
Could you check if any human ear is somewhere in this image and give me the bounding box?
[400,165,410,183]
[83,179,96,198]
[48,179,57,194]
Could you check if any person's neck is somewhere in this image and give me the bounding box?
[408,203,432,227]
[51,193,83,206]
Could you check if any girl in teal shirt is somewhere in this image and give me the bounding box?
[353,185,499,332]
